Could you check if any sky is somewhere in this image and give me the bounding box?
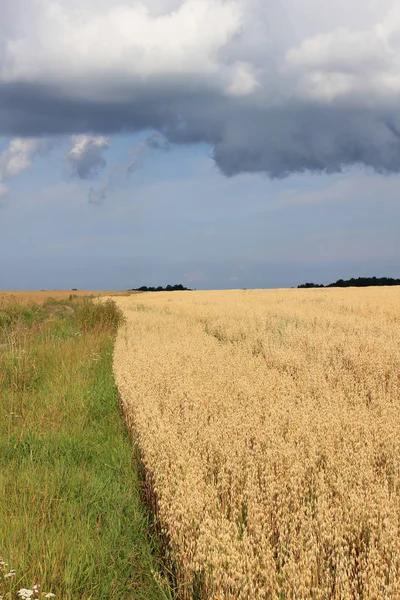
[0,0,399,290]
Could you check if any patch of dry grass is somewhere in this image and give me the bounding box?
[0,291,100,304]
[0,290,136,305]
[113,288,400,600]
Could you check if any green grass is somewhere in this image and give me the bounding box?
[0,298,171,600]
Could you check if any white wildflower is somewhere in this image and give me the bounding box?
[17,589,34,599]
[5,569,16,578]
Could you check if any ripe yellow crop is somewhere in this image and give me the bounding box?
[113,288,400,599]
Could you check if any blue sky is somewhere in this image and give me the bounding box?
[0,0,399,290]
[1,133,399,290]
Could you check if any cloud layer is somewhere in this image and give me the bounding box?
[1,0,400,177]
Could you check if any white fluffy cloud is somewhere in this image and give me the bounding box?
[67,135,109,179]
[0,137,52,197]
[1,0,400,177]
[1,0,253,98]
[284,18,400,104]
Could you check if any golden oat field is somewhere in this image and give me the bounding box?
[112,288,400,600]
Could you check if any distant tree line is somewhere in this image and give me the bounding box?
[131,284,192,292]
[298,277,400,289]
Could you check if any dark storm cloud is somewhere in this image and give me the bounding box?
[212,107,400,178]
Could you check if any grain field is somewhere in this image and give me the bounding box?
[113,288,400,600]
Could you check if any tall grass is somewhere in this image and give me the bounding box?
[0,297,170,600]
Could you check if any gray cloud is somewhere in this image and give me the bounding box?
[89,133,169,203]
[88,178,110,205]
[1,0,400,178]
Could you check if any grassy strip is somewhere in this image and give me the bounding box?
[0,298,170,600]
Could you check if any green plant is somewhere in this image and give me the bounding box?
[0,298,168,600]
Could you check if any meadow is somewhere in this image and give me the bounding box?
[113,288,400,600]
[0,293,169,600]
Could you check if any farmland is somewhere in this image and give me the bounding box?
[113,288,400,600]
